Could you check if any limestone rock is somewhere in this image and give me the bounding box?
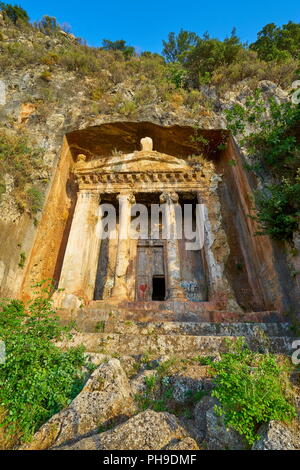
[194,396,247,449]
[168,364,212,403]
[21,359,134,450]
[130,370,157,395]
[56,410,192,450]
[165,437,200,450]
[252,421,300,450]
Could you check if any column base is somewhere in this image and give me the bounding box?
[166,287,186,301]
[110,280,129,301]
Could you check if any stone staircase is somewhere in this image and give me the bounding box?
[58,308,294,358]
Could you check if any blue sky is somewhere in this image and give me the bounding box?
[19,0,300,53]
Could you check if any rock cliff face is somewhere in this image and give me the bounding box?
[1,15,300,452]
[1,14,299,311]
[0,53,298,310]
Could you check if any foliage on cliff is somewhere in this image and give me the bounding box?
[0,282,90,445]
[0,5,299,96]
[0,131,47,214]
[0,4,299,239]
[226,92,300,240]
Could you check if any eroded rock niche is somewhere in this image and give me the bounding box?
[20,121,292,313]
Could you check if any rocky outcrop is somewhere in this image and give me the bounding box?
[55,410,199,450]
[194,396,247,450]
[21,359,134,450]
[252,421,300,450]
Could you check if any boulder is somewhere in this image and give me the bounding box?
[56,410,192,450]
[165,437,200,450]
[21,359,134,450]
[168,364,212,403]
[252,421,300,450]
[194,396,247,449]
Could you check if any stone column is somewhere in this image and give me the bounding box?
[53,190,101,309]
[111,192,136,300]
[196,191,224,297]
[160,192,185,300]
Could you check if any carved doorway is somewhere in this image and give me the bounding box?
[136,241,166,301]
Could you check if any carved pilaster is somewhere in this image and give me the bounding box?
[160,192,185,300]
[53,190,102,308]
[111,192,136,300]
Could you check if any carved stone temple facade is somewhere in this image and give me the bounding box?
[16,121,297,319]
[52,136,229,311]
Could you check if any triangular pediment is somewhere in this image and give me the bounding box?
[75,150,191,174]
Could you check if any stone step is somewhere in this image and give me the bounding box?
[58,332,293,356]
[69,319,291,337]
[60,307,288,330]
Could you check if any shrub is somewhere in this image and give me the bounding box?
[254,175,300,240]
[0,131,47,215]
[183,29,243,86]
[101,39,135,59]
[118,99,137,116]
[0,2,29,25]
[35,15,59,36]
[250,22,300,62]
[0,282,90,443]
[25,186,44,214]
[225,92,300,240]
[165,63,188,89]
[211,339,297,445]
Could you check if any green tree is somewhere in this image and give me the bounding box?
[35,15,59,35]
[101,39,135,58]
[251,22,300,61]
[162,29,199,63]
[184,29,243,86]
[0,2,29,24]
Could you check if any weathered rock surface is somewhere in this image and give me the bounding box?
[165,437,200,450]
[55,410,195,450]
[194,396,247,449]
[21,359,134,450]
[130,370,158,395]
[252,421,300,450]
[169,364,212,403]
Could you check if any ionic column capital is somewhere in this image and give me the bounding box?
[78,190,101,202]
[117,192,136,205]
[159,192,179,204]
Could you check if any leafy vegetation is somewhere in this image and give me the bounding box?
[251,22,300,62]
[0,2,28,24]
[101,39,135,58]
[162,26,299,88]
[0,131,47,215]
[0,282,90,444]
[0,4,298,93]
[211,339,297,445]
[225,91,300,240]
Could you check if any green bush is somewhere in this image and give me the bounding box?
[211,339,297,445]
[26,186,44,214]
[225,92,300,240]
[254,175,300,240]
[250,22,300,62]
[0,131,47,214]
[0,282,90,443]
[0,3,29,25]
